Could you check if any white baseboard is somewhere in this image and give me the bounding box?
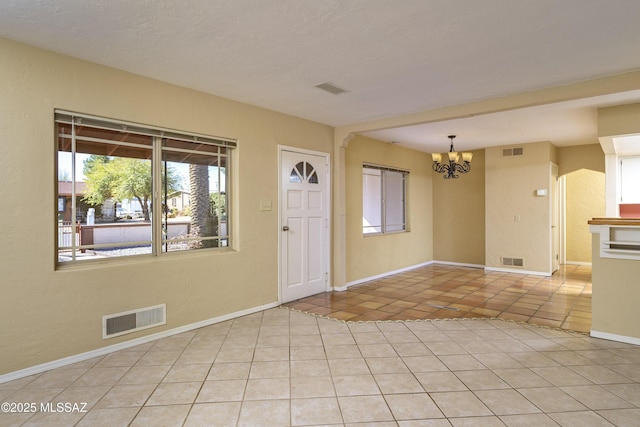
[590,330,640,346]
[340,261,434,290]
[484,266,552,277]
[0,301,280,384]
[565,261,592,266]
[432,260,485,269]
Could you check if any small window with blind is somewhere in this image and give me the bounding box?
[55,111,236,265]
[362,164,408,235]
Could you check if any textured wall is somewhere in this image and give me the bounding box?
[345,135,433,283]
[0,38,333,374]
[566,169,605,263]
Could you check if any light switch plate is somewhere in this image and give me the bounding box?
[259,201,272,211]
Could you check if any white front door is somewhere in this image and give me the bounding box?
[280,149,329,303]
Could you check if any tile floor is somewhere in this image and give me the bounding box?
[2,264,638,426]
[285,264,593,333]
[1,307,640,426]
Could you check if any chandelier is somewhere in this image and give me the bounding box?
[431,135,473,179]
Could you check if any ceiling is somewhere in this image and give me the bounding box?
[2,0,640,153]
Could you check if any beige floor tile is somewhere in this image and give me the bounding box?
[498,413,559,426]
[75,407,139,427]
[568,365,635,385]
[561,385,636,410]
[403,355,449,373]
[289,345,326,361]
[146,382,201,406]
[358,343,398,358]
[196,379,246,403]
[73,367,129,387]
[290,360,331,377]
[135,350,182,367]
[253,346,290,362]
[95,384,157,408]
[333,374,381,396]
[95,351,145,368]
[175,349,217,365]
[597,408,640,426]
[118,365,170,385]
[531,366,593,386]
[448,416,506,426]
[163,364,210,383]
[414,372,467,392]
[328,358,369,376]
[237,399,290,427]
[324,344,362,359]
[130,404,190,427]
[290,376,335,398]
[454,370,510,391]
[183,402,241,427]
[384,393,444,420]
[429,391,493,418]
[338,395,395,423]
[206,362,250,381]
[249,361,290,379]
[474,389,540,415]
[548,410,614,426]
[517,387,588,412]
[366,357,411,374]
[244,378,290,400]
[21,409,86,427]
[24,368,87,389]
[291,397,343,425]
[438,354,487,371]
[374,373,424,394]
[492,368,552,388]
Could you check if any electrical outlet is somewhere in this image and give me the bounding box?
[514,214,520,222]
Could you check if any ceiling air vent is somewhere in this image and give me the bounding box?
[314,82,348,95]
[503,147,524,157]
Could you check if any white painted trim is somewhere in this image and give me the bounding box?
[484,266,552,277]
[591,330,640,346]
[432,260,485,269]
[344,261,434,288]
[0,301,279,384]
[564,261,592,266]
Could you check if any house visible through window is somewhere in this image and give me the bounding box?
[362,164,408,234]
[55,111,235,264]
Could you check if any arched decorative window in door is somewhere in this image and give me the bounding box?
[289,161,319,184]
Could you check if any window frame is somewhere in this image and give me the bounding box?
[55,110,236,266]
[362,163,408,235]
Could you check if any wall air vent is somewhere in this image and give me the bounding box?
[502,147,524,157]
[314,82,348,95]
[502,257,524,267]
[103,304,166,339]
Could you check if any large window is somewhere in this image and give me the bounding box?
[362,164,407,234]
[56,111,235,264]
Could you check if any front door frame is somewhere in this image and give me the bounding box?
[278,145,331,303]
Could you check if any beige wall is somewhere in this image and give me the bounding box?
[565,169,605,262]
[485,142,554,273]
[433,150,485,265]
[345,136,433,283]
[591,233,640,341]
[598,102,640,137]
[0,38,333,374]
[557,143,605,175]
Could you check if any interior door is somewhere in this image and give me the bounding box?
[280,150,328,303]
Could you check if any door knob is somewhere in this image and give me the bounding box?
[282,225,289,231]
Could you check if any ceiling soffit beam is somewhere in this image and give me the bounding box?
[334,70,640,145]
